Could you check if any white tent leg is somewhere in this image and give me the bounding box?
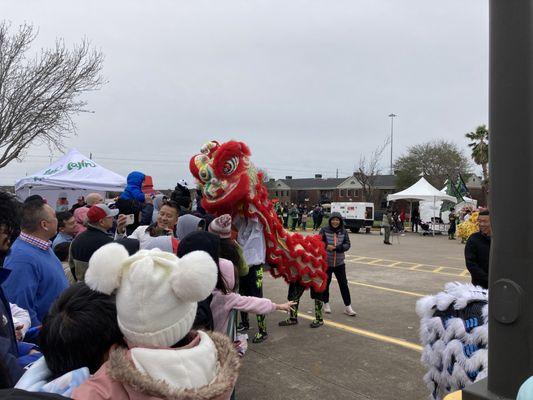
[409,200,412,231]
[432,196,436,236]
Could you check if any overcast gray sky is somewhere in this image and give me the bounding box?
[0,0,488,188]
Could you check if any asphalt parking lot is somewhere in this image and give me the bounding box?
[236,231,470,400]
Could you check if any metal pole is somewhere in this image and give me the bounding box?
[432,197,435,237]
[463,0,532,398]
[388,113,397,175]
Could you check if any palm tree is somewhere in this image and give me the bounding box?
[466,124,489,201]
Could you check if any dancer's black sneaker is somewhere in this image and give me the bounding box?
[252,332,268,343]
[310,320,324,328]
[278,318,298,327]
[236,323,249,332]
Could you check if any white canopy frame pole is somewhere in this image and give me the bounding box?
[409,200,412,231]
[432,196,436,237]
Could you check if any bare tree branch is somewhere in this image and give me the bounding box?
[0,22,105,168]
[354,136,390,202]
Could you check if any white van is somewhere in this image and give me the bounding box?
[330,202,374,233]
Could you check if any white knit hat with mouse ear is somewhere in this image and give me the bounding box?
[85,243,218,347]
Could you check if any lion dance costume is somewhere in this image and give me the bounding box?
[417,282,488,399]
[190,140,329,338]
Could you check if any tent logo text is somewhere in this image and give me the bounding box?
[67,160,96,171]
[43,166,62,175]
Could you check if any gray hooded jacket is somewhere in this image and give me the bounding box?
[176,214,206,240]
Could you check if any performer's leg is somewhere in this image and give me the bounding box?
[251,265,268,343]
[238,267,254,331]
[279,282,305,326]
[310,288,324,328]
[323,267,334,313]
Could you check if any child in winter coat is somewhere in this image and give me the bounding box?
[178,229,294,335]
[118,171,146,203]
[72,243,240,400]
[211,258,294,334]
[116,171,147,235]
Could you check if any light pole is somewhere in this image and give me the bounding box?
[388,113,397,175]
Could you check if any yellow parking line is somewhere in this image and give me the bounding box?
[389,262,402,266]
[296,313,423,352]
[445,256,465,261]
[460,270,471,277]
[348,256,469,277]
[343,279,426,298]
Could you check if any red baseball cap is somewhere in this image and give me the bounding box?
[87,204,119,223]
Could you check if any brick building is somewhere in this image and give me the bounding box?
[266,174,396,208]
[265,173,485,209]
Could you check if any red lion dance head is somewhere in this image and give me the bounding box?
[190,140,328,292]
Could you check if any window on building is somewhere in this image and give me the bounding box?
[340,189,347,197]
[275,191,278,196]
[321,190,332,200]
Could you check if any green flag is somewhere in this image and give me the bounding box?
[441,179,463,212]
[455,174,471,199]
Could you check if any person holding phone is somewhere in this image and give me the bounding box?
[115,200,180,249]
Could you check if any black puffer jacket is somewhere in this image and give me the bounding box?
[69,225,114,281]
[465,232,491,289]
[319,212,351,267]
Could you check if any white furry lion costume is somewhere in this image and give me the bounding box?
[416,282,488,400]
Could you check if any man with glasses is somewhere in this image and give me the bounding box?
[70,204,127,281]
[2,198,68,327]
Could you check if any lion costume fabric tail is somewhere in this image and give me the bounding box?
[416,282,488,400]
[190,140,328,292]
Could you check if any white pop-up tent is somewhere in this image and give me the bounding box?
[15,149,126,208]
[420,188,478,224]
[387,177,457,234]
[387,177,457,203]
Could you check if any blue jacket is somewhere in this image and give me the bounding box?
[2,239,68,327]
[15,356,90,397]
[119,171,146,203]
